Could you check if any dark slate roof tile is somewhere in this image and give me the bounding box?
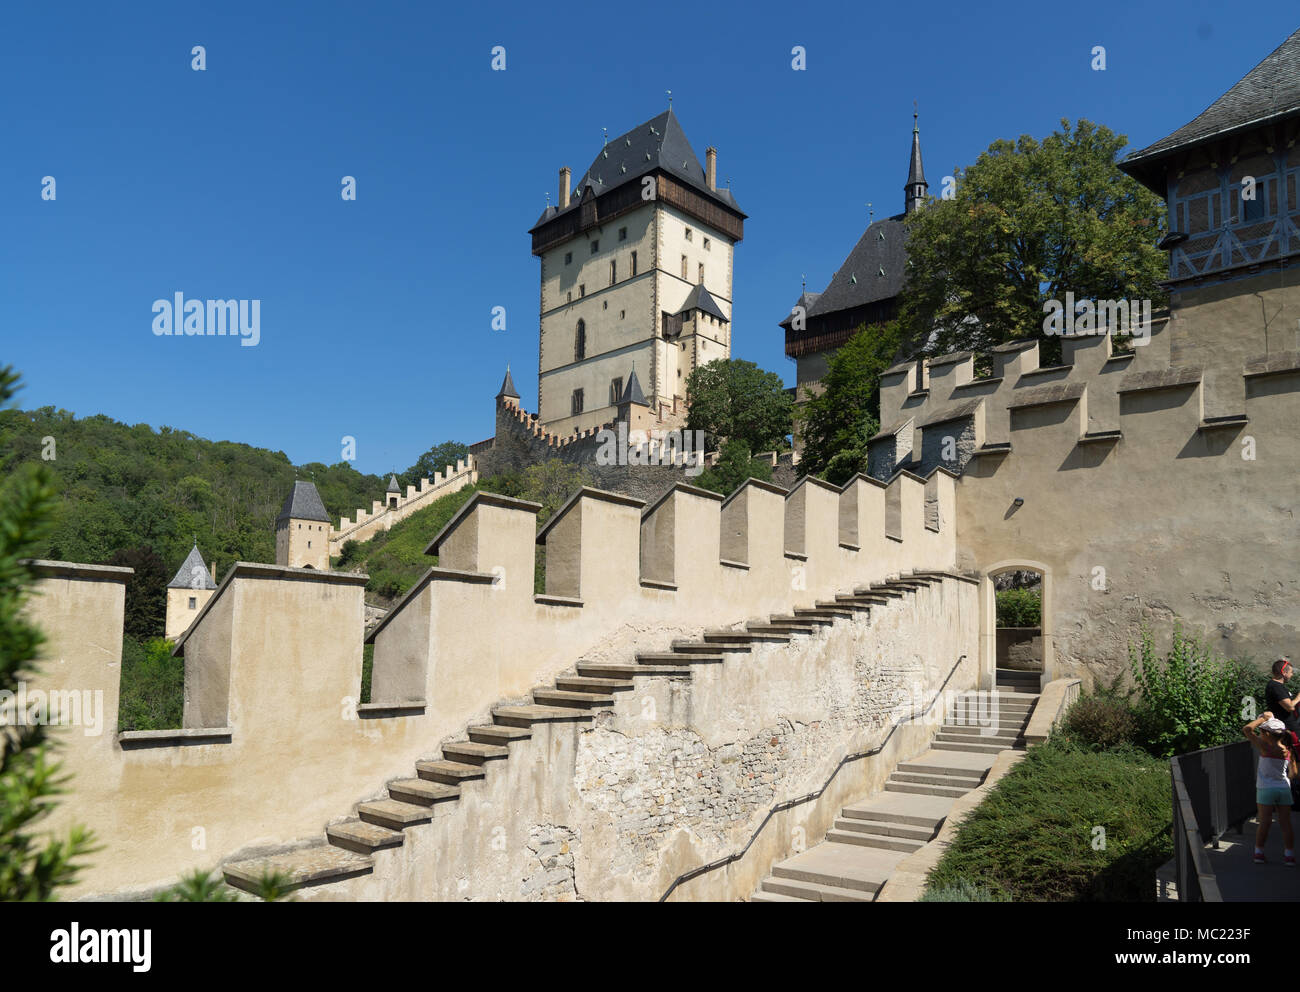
[168,543,216,590]
[807,216,909,318]
[276,481,331,523]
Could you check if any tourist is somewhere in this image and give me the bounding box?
[1264,658,1299,734]
[1245,713,1297,865]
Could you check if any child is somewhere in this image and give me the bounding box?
[1245,712,1298,864]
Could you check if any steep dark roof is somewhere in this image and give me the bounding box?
[497,366,519,399]
[387,474,401,493]
[276,481,330,523]
[167,543,216,590]
[620,367,648,406]
[677,283,728,322]
[532,109,743,227]
[779,290,822,329]
[807,216,909,319]
[1124,28,1300,181]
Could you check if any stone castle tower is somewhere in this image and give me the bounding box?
[528,108,746,436]
[164,541,217,640]
[275,480,331,569]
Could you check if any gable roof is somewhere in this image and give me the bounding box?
[1123,28,1300,188]
[167,543,216,590]
[807,215,910,319]
[677,283,728,322]
[276,480,330,523]
[532,109,743,228]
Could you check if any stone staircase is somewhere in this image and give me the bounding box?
[221,571,966,896]
[750,675,1037,902]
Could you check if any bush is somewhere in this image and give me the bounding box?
[927,738,1172,901]
[118,636,184,731]
[1129,624,1244,757]
[1059,695,1138,752]
[996,587,1041,627]
[920,878,1012,902]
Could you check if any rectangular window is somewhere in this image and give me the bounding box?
[188,597,197,610]
[698,262,704,284]
[703,237,711,251]
[591,240,599,254]
[685,227,693,241]
[1243,179,1269,222]
[610,377,623,405]
[579,284,585,297]
[571,389,584,415]
[610,259,617,285]
[631,250,638,276]
[567,291,572,303]
[565,251,572,264]
[618,227,627,241]
[681,255,688,280]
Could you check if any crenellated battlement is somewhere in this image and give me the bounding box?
[330,457,479,553]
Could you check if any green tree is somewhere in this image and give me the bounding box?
[106,546,168,641]
[0,366,96,900]
[900,119,1168,356]
[685,359,792,453]
[693,439,773,498]
[404,441,470,488]
[797,321,904,485]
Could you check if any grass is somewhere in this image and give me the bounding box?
[925,738,1172,901]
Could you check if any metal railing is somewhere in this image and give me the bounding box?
[1169,740,1255,902]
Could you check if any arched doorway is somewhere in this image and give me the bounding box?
[979,560,1053,691]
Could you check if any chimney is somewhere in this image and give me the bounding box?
[705,147,717,191]
[559,166,571,208]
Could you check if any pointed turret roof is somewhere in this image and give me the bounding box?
[531,108,745,228]
[619,367,648,406]
[276,480,330,523]
[676,283,728,322]
[167,542,216,590]
[907,118,927,187]
[1123,28,1300,193]
[387,474,401,493]
[497,365,519,399]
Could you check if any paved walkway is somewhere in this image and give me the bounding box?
[1201,820,1300,901]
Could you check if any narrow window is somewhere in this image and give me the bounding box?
[703,237,711,251]
[188,597,197,610]
[685,227,693,241]
[571,388,584,415]
[565,251,572,264]
[610,259,617,285]
[591,240,599,254]
[698,262,704,284]
[681,255,688,280]
[579,284,585,297]
[631,250,638,276]
[618,227,628,241]
[575,319,586,361]
[610,377,623,405]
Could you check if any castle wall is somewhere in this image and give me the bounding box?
[24,465,956,898]
[329,459,477,555]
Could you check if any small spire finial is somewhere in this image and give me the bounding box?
[801,273,806,292]
[913,99,919,133]
[868,202,874,224]
[602,126,608,146]
[666,89,672,109]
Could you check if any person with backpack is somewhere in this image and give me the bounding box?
[1245,712,1298,864]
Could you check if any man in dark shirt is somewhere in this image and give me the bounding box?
[1265,658,1300,735]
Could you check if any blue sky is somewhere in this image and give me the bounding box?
[2,1,1295,475]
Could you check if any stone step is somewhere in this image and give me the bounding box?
[554,675,635,694]
[760,876,873,902]
[751,888,813,902]
[415,760,486,785]
[825,829,925,853]
[770,614,831,627]
[224,844,373,895]
[930,740,1020,755]
[996,667,1039,679]
[327,818,405,855]
[890,771,984,789]
[793,607,854,620]
[703,629,790,643]
[635,652,725,665]
[941,724,1024,738]
[995,685,1041,694]
[934,732,1020,746]
[468,724,532,745]
[672,639,751,653]
[771,843,906,893]
[531,688,614,709]
[441,740,510,764]
[748,622,813,636]
[841,795,951,829]
[357,798,435,831]
[390,776,464,804]
[818,600,870,613]
[492,705,595,728]
[897,758,995,779]
[884,781,970,798]
[833,817,937,841]
[857,586,904,598]
[576,661,692,679]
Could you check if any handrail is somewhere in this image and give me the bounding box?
[658,650,971,902]
[1170,757,1223,902]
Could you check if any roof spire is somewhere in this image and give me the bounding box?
[497,364,519,400]
[905,104,929,215]
[666,89,672,110]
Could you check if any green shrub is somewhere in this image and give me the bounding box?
[920,878,1012,902]
[1129,624,1243,757]
[927,738,1171,901]
[995,587,1041,627]
[1059,695,1138,752]
[118,635,184,731]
